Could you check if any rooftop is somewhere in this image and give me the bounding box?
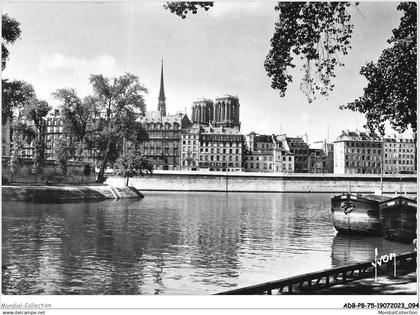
[335,130,381,142]
[202,125,242,135]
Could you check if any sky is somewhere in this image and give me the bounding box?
[2,1,411,144]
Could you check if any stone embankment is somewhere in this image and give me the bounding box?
[106,172,417,194]
[2,185,144,202]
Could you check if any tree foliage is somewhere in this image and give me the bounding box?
[89,73,148,182]
[23,99,51,134]
[114,151,153,186]
[54,138,69,176]
[2,79,35,125]
[341,2,417,135]
[32,137,46,176]
[264,2,356,102]
[23,98,50,176]
[115,109,149,145]
[2,14,21,70]
[52,88,97,159]
[85,110,148,165]
[163,2,213,19]
[9,122,36,179]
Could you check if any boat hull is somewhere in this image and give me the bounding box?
[379,196,417,244]
[331,194,382,235]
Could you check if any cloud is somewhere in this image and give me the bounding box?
[36,53,121,103]
[38,53,118,76]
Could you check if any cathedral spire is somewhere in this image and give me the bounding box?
[158,57,166,116]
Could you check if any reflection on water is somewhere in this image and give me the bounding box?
[331,234,413,266]
[2,192,413,295]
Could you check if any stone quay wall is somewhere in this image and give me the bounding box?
[2,157,96,184]
[2,185,144,202]
[106,171,417,194]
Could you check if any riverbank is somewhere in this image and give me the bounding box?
[2,185,144,202]
[106,172,417,193]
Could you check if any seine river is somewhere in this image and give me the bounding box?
[2,192,413,295]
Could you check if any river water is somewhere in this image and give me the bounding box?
[2,192,413,295]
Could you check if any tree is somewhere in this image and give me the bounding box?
[2,79,35,125]
[341,2,417,135]
[115,109,149,154]
[54,138,69,176]
[24,99,51,176]
[114,151,153,186]
[264,2,356,102]
[2,14,21,70]
[84,108,149,169]
[89,73,147,183]
[163,2,213,19]
[9,121,36,182]
[52,88,97,159]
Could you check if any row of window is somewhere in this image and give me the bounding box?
[384,153,415,158]
[345,161,381,167]
[195,155,240,162]
[384,166,415,170]
[384,141,414,146]
[141,141,179,148]
[147,132,180,138]
[384,148,414,153]
[245,155,293,162]
[384,160,414,165]
[182,135,199,140]
[345,148,381,154]
[345,155,380,161]
[344,142,382,148]
[181,147,242,154]
[143,149,179,155]
[201,136,243,142]
[145,123,180,130]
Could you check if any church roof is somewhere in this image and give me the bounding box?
[201,125,242,135]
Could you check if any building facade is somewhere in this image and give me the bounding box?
[198,126,244,172]
[282,136,309,173]
[243,133,294,173]
[44,109,65,159]
[139,111,191,170]
[308,140,334,173]
[181,124,201,170]
[308,148,328,173]
[383,134,416,174]
[333,130,382,174]
[138,60,191,170]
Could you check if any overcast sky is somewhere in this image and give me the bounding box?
[2,1,409,143]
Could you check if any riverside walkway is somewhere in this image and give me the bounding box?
[216,252,417,295]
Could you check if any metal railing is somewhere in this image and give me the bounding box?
[216,252,417,295]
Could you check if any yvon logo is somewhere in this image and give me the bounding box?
[371,248,396,282]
